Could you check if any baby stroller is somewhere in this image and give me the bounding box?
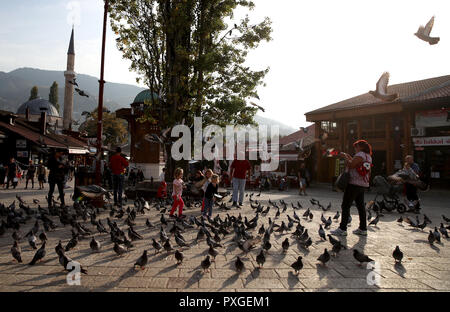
[371,175,407,213]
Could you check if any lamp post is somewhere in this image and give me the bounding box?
[95,0,109,185]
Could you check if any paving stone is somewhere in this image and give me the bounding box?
[243,278,285,289]
[1,185,449,292]
[167,277,199,289]
[199,277,244,289]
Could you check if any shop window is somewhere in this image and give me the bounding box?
[321,121,338,138]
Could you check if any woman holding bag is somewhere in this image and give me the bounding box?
[331,140,373,237]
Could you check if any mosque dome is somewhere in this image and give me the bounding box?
[132,90,159,104]
[17,98,60,117]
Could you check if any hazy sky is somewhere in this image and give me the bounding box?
[0,0,449,128]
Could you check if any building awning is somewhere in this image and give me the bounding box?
[275,153,299,161]
[0,121,66,148]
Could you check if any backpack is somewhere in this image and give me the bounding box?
[356,153,372,182]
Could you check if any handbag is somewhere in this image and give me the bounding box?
[335,169,350,191]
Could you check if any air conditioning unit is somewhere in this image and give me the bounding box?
[411,127,425,137]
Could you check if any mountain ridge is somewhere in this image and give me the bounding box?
[0,67,296,135]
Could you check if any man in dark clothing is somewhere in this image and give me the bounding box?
[6,157,18,189]
[25,160,36,189]
[109,147,129,206]
[47,149,67,208]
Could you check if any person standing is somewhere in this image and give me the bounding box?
[331,140,373,237]
[47,149,67,208]
[230,154,251,208]
[198,169,213,213]
[109,147,129,207]
[159,168,166,182]
[25,160,36,189]
[6,157,18,189]
[298,163,307,196]
[404,155,421,213]
[203,174,219,217]
[0,163,5,188]
[37,162,46,190]
[170,168,186,218]
[128,168,137,187]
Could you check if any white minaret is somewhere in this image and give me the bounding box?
[63,27,75,130]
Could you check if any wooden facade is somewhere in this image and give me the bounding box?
[306,99,450,186]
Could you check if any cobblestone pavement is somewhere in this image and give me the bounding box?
[0,182,449,292]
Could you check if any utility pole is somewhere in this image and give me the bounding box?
[95,0,109,185]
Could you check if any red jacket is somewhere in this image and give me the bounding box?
[109,154,129,175]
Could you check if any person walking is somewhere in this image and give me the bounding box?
[47,149,67,208]
[109,147,129,207]
[230,154,251,208]
[203,174,219,217]
[25,160,36,189]
[170,168,186,218]
[331,140,373,237]
[37,162,46,190]
[5,157,18,189]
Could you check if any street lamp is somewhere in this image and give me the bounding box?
[95,0,109,186]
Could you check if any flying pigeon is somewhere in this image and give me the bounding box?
[369,72,399,102]
[414,16,440,45]
[249,102,265,112]
[68,77,79,87]
[75,88,89,98]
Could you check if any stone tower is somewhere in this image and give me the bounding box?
[63,27,75,130]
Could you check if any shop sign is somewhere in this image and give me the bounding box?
[415,109,450,128]
[17,151,28,158]
[16,139,27,148]
[412,136,450,146]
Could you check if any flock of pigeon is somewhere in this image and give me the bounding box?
[2,190,449,284]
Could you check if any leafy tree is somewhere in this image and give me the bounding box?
[29,86,38,101]
[48,81,59,112]
[79,108,128,148]
[109,0,272,176]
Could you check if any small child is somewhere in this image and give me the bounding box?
[203,174,219,217]
[201,169,213,213]
[170,168,185,218]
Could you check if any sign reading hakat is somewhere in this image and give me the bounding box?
[413,136,450,146]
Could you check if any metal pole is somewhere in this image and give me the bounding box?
[96,0,109,185]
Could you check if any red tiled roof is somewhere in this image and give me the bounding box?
[279,125,315,145]
[0,121,66,148]
[306,75,450,115]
